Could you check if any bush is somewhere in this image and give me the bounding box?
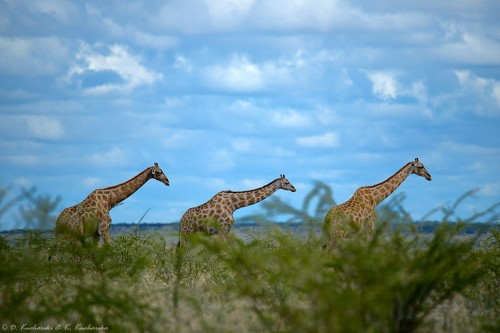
[0,186,498,332]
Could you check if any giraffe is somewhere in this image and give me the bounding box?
[178,175,296,244]
[55,163,169,245]
[324,158,431,251]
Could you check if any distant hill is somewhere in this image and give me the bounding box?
[2,221,497,244]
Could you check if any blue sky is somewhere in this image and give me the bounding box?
[1,0,499,229]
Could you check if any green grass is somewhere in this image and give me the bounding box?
[0,221,498,333]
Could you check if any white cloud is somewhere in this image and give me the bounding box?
[202,50,321,92]
[364,70,400,100]
[454,70,500,116]
[25,116,64,140]
[203,55,264,92]
[297,132,340,148]
[66,42,163,94]
[437,31,500,65]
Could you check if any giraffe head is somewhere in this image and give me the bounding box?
[410,158,432,181]
[277,174,296,192]
[151,162,170,186]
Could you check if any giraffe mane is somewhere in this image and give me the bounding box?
[99,166,152,191]
[360,161,412,189]
[222,177,281,194]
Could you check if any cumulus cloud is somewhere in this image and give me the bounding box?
[202,53,311,92]
[66,42,163,94]
[297,132,340,148]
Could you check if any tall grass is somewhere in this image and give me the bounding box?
[0,223,498,332]
[0,188,499,332]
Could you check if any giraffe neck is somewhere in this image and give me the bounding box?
[102,167,153,208]
[227,180,280,211]
[357,162,412,207]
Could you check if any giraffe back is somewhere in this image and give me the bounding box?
[179,191,235,238]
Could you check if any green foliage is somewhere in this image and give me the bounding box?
[376,192,413,224]
[0,231,163,332]
[0,184,499,332]
[0,185,61,230]
[17,186,61,230]
[0,223,498,332]
[194,222,492,333]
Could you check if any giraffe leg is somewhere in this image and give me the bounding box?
[93,230,100,246]
[214,233,228,242]
[100,229,112,244]
[98,214,112,245]
[177,231,190,247]
[326,228,345,252]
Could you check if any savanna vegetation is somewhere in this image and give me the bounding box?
[0,183,498,332]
